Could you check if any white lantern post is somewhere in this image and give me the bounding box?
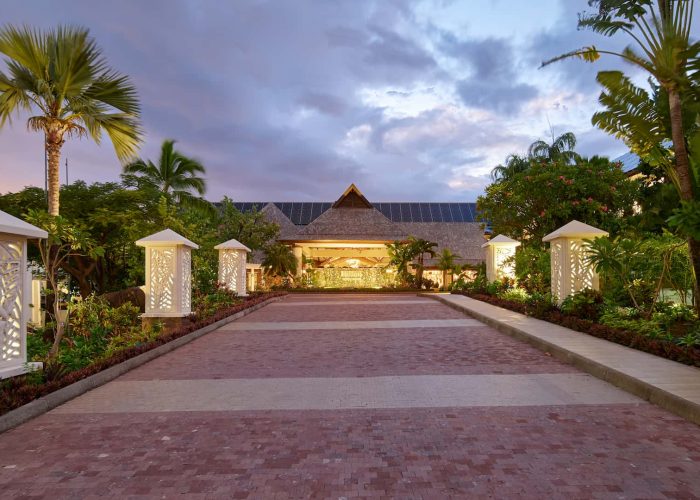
[136,229,198,329]
[543,220,608,305]
[482,234,520,282]
[0,210,47,379]
[215,238,251,296]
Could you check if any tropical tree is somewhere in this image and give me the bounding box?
[123,139,209,209]
[542,0,700,311]
[262,243,297,278]
[0,25,142,215]
[478,157,638,243]
[386,240,415,284]
[408,236,437,285]
[490,154,530,181]
[527,131,581,164]
[25,209,102,358]
[437,248,460,290]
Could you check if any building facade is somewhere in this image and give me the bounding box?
[235,184,486,288]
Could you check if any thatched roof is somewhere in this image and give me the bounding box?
[285,207,406,241]
[401,222,486,266]
[261,202,297,239]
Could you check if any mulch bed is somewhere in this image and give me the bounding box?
[0,292,286,416]
[453,291,700,368]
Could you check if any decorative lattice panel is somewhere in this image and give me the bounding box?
[0,240,22,362]
[550,240,563,303]
[149,247,175,313]
[220,250,243,294]
[182,248,192,312]
[495,247,516,279]
[570,239,594,292]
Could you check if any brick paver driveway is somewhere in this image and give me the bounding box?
[1,294,699,499]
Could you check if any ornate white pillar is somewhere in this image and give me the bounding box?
[136,229,199,318]
[481,235,520,282]
[543,220,608,305]
[215,238,250,296]
[0,210,47,379]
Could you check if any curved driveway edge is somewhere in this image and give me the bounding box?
[422,293,700,426]
[0,295,284,434]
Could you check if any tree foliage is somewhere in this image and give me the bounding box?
[478,157,638,244]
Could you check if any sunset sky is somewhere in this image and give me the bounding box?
[1,0,685,202]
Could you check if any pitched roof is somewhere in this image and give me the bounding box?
[332,183,373,208]
[0,210,48,239]
[135,228,199,248]
[260,202,297,238]
[482,234,520,247]
[287,207,406,241]
[543,220,609,241]
[214,238,251,251]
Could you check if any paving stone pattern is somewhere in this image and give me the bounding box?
[1,293,699,499]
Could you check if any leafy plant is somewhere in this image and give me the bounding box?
[560,288,604,321]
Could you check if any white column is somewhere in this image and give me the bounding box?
[543,220,608,305]
[481,235,520,282]
[215,239,251,296]
[0,210,47,379]
[136,229,199,317]
[293,246,303,277]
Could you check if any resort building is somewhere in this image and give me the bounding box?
[235,184,486,289]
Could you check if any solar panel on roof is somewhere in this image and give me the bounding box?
[398,203,409,222]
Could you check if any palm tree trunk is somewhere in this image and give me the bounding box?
[668,89,700,313]
[46,137,62,216]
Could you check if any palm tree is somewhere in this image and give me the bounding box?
[490,154,530,181]
[0,25,142,215]
[527,132,580,164]
[123,139,207,206]
[408,236,437,285]
[386,240,415,284]
[436,248,460,290]
[543,0,700,312]
[262,243,297,278]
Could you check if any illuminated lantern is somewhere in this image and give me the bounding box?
[215,238,251,296]
[0,210,47,379]
[543,220,608,305]
[481,234,520,282]
[136,229,199,319]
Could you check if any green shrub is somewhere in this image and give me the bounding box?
[499,287,530,303]
[560,289,604,320]
[192,285,240,320]
[513,246,550,294]
[599,307,665,338]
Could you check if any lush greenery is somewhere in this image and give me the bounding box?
[386,237,441,289]
[478,154,638,243]
[3,292,284,416]
[543,0,700,313]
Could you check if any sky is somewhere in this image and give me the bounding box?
[0,0,683,202]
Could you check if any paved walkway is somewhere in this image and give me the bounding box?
[1,294,699,498]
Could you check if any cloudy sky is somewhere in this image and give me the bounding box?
[0,0,666,202]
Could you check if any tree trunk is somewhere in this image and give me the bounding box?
[667,89,700,313]
[45,135,63,216]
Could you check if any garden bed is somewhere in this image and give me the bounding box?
[281,287,424,293]
[453,291,700,368]
[0,291,286,417]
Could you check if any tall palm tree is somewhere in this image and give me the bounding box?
[543,0,700,312]
[0,25,142,215]
[527,132,580,164]
[408,236,437,285]
[262,243,297,278]
[436,248,460,290]
[386,240,415,283]
[123,139,207,207]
